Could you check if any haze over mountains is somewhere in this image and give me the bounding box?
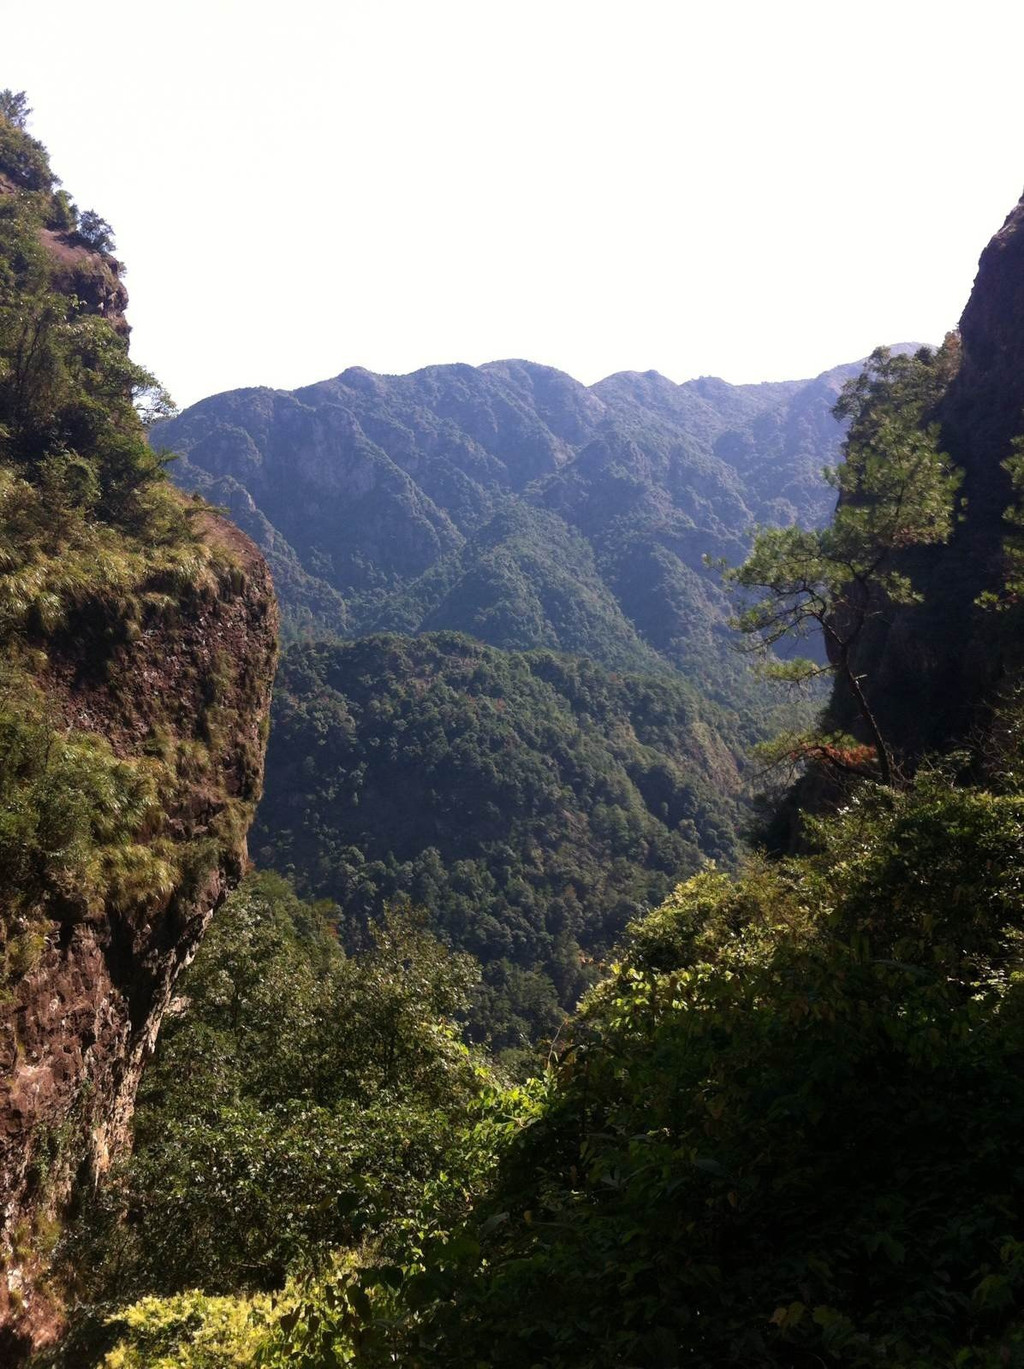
[149,354,889,1041]
[154,355,891,683]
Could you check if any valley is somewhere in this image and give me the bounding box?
[4,77,1024,1369]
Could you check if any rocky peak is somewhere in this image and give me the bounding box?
[941,191,1024,553]
[825,191,1024,760]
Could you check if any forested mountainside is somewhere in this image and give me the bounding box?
[253,633,746,1052]
[0,99,277,1357]
[153,352,882,679]
[81,186,1024,1369]
[155,340,861,1034]
[16,67,1024,1369]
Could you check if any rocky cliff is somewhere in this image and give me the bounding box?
[0,104,279,1358]
[826,191,1024,760]
[944,193,1024,542]
[0,515,277,1360]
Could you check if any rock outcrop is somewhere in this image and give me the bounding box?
[941,193,1024,568]
[0,170,129,340]
[0,514,277,1359]
[0,109,279,1359]
[825,190,1024,760]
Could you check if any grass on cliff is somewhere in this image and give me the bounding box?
[0,652,261,994]
[0,100,255,979]
[0,672,173,984]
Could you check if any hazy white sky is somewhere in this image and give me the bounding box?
[7,0,1024,407]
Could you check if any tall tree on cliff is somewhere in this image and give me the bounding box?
[725,341,962,785]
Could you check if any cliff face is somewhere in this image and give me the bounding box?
[826,191,1024,761]
[0,515,277,1359]
[0,112,279,1357]
[940,195,1024,566]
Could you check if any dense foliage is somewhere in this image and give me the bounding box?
[86,766,1024,1368]
[379,771,1024,1367]
[57,873,490,1353]
[253,632,745,1051]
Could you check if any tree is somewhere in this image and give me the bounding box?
[76,208,115,253]
[976,435,1024,613]
[0,90,30,129]
[724,343,962,786]
[61,876,489,1303]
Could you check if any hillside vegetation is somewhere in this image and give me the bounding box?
[76,185,1024,1362]
[252,633,746,1051]
[60,874,491,1327]
[78,759,1024,1369]
[17,79,1024,1369]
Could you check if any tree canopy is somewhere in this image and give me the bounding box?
[252,633,746,1053]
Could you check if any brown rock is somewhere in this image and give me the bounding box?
[0,514,277,1359]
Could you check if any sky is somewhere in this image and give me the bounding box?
[6,0,1024,409]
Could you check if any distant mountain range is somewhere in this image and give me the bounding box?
[153,356,894,685]
[151,354,920,1037]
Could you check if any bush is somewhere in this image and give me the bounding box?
[250,773,1024,1368]
[62,876,492,1304]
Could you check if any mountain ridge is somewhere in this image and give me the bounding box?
[154,352,916,685]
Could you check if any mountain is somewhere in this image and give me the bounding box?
[252,632,746,1051]
[0,105,277,1357]
[83,190,1024,1369]
[822,193,1024,763]
[365,196,1024,1369]
[153,355,883,684]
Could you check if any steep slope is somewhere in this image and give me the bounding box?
[0,106,278,1357]
[80,197,1024,1369]
[252,633,743,1049]
[824,192,1024,762]
[369,504,664,671]
[154,356,874,676]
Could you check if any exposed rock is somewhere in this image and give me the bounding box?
[941,192,1024,564]
[0,519,277,1357]
[825,191,1024,760]
[0,173,129,339]
[39,226,129,338]
[0,519,277,1359]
